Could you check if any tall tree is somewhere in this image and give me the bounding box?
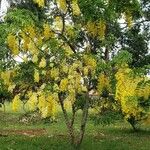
[0,0,150,148]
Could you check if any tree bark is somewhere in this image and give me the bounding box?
[59,95,75,145]
[76,92,89,148]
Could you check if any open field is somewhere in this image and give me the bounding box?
[0,103,150,150]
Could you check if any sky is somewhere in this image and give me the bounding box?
[0,0,9,20]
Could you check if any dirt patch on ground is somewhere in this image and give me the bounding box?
[0,128,47,137]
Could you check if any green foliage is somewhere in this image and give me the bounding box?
[112,50,133,66]
[92,110,122,126]
[5,8,39,29]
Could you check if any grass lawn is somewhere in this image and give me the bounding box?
[0,103,150,150]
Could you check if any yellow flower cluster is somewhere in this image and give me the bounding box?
[86,20,106,39]
[86,21,97,37]
[42,94,57,118]
[38,92,46,110]
[27,92,38,111]
[97,20,106,40]
[7,34,19,55]
[65,88,76,104]
[115,67,143,120]
[28,41,39,55]
[124,11,133,29]
[20,32,30,51]
[59,78,69,92]
[39,57,46,68]
[8,84,16,93]
[50,68,59,80]
[34,69,40,82]
[63,44,74,56]
[64,100,72,110]
[54,16,63,31]
[24,26,36,39]
[97,73,110,95]
[1,71,11,85]
[38,92,57,118]
[20,26,37,52]
[57,0,67,12]
[71,0,81,16]
[33,0,45,7]
[61,64,69,74]
[32,54,38,63]
[58,61,88,103]
[83,55,97,75]
[12,94,22,112]
[65,25,75,38]
[43,23,54,39]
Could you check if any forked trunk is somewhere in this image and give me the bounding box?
[75,92,89,149]
[59,92,89,149]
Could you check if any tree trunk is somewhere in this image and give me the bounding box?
[59,95,75,145]
[59,92,89,149]
[104,47,109,61]
[75,92,89,148]
[127,117,138,132]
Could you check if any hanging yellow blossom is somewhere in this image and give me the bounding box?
[86,20,106,40]
[86,21,97,37]
[97,20,106,40]
[1,71,11,85]
[27,92,38,111]
[59,78,69,92]
[50,68,59,80]
[124,11,133,29]
[63,44,74,56]
[37,92,57,118]
[81,86,87,92]
[115,67,143,120]
[8,84,16,93]
[34,69,40,82]
[7,34,19,56]
[83,67,89,76]
[23,56,28,63]
[65,25,75,38]
[32,54,38,63]
[57,0,67,12]
[28,41,39,55]
[97,73,110,95]
[72,0,81,16]
[12,94,22,112]
[68,89,76,104]
[33,0,45,7]
[54,16,63,31]
[42,94,57,118]
[38,92,46,111]
[43,23,54,39]
[64,100,72,110]
[20,32,30,50]
[61,65,69,74]
[36,36,43,46]
[24,26,36,39]
[39,57,46,68]
[83,55,97,71]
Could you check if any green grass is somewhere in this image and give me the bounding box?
[0,103,150,150]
